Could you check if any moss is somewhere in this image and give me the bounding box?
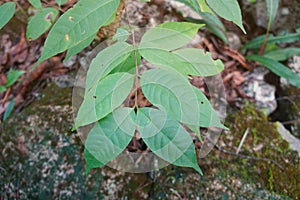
[220,104,300,199]
[35,82,72,106]
[284,85,300,136]
[268,168,274,191]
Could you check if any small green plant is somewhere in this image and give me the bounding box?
[0,69,25,93]
[242,0,300,88]
[0,69,25,121]
[75,22,227,174]
[0,0,247,174]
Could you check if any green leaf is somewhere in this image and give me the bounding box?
[176,0,202,13]
[242,32,300,50]
[206,0,246,33]
[137,108,203,175]
[3,98,15,121]
[177,0,228,43]
[56,0,67,6]
[247,55,300,88]
[140,68,200,126]
[173,48,224,76]
[198,0,213,13]
[139,22,202,51]
[264,47,300,61]
[140,68,224,128]
[36,0,120,66]
[6,70,25,87]
[266,0,279,29]
[192,86,225,128]
[64,33,95,61]
[26,8,59,40]
[0,2,16,29]
[109,50,140,74]
[0,85,7,93]
[85,42,134,94]
[112,28,131,42]
[84,108,136,173]
[139,48,223,76]
[186,13,228,43]
[75,72,135,128]
[29,0,42,9]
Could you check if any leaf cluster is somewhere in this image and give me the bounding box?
[76,22,227,174]
[0,0,246,174]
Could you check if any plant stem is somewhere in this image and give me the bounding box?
[123,0,139,109]
[259,15,273,55]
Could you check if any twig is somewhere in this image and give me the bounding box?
[1,87,11,104]
[219,45,253,71]
[236,128,249,154]
[276,94,300,101]
[207,137,284,170]
[170,188,184,200]
[281,119,300,125]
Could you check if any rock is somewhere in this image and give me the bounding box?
[227,32,241,50]
[246,0,299,32]
[276,122,300,157]
[62,55,77,68]
[280,56,300,86]
[242,67,277,115]
[51,75,75,88]
[166,0,202,19]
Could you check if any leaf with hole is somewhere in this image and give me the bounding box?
[36,0,120,66]
[0,2,16,30]
[192,86,225,129]
[137,107,203,175]
[84,107,136,173]
[64,33,95,61]
[75,72,135,128]
[26,8,59,40]
[85,42,134,94]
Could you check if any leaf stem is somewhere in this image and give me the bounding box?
[123,0,139,109]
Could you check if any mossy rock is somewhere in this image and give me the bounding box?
[217,104,300,199]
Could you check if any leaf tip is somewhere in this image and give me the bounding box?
[194,165,203,176]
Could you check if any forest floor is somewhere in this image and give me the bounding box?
[0,0,300,199]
